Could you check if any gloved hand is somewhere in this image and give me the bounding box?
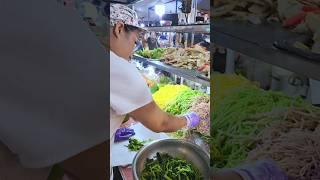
[232,160,288,180]
[114,128,135,143]
[184,112,201,129]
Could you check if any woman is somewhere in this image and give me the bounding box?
[146,31,160,50]
[110,3,202,179]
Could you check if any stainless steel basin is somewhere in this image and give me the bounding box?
[132,139,210,179]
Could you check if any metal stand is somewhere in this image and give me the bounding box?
[225,49,236,74]
[206,86,210,95]
[191,33,195,46]
[184,33,188,48]
[180,77,184,85]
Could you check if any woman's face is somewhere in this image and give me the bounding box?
[125,31,139,58]
[110,22,140,60]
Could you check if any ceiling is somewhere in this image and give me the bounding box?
[111,0,210,11]
[110,0,138,4]
[134,0,175,20]
[131,0,210,21]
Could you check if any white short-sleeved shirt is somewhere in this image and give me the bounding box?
[110,51,152,176]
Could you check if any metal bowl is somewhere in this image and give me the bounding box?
[132,139,210,180]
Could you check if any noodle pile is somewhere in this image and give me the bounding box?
[188,96,210,135]
[246,108,320,180]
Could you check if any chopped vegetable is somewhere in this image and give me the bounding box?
[153,85,190,109]
[211,73,256,99]
[165,89,205,115]
[169,129,189,139]
[136,48,166,60]
[150,84,159,94]
[126,138,148,152]
[159,76,172,85]
[140,153,203,180]
[211,86,306,168]
[163,89,209,139]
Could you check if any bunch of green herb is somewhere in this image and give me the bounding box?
[140,153,203,180]
[157,76,173,90]
[150,84,159,94]
[165,89,205,115]
[159,76,172,85]
[126,138,147,152]
[169,129,189,139]
[136,48,166,60]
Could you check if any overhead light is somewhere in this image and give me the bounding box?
[155,2,165,17]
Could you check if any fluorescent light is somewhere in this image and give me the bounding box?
[155,3,165,17]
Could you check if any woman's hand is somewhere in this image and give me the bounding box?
[211,160,288,180]
[114,128,135,142]
[184,112,201,129]
[232,160,288,180]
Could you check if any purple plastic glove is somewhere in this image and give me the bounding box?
[184,112,200,129]
[232,160,288,180]
[114,128,135,143]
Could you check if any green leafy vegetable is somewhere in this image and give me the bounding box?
[169,129,189,139]
[136,48,166,60]
[140,153,203,180]
[153,85,190,109]
[159,76,172,85]
[126,138,147,152]
[150,84,159,94]
[165,89,205,115]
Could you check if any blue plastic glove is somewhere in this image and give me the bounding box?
[114,128,135,143]
[184,112,201,129]
[232,160,288,180]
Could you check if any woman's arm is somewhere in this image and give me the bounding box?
[129,101,187,133]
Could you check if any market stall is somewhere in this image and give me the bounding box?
[110,0,211,179]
